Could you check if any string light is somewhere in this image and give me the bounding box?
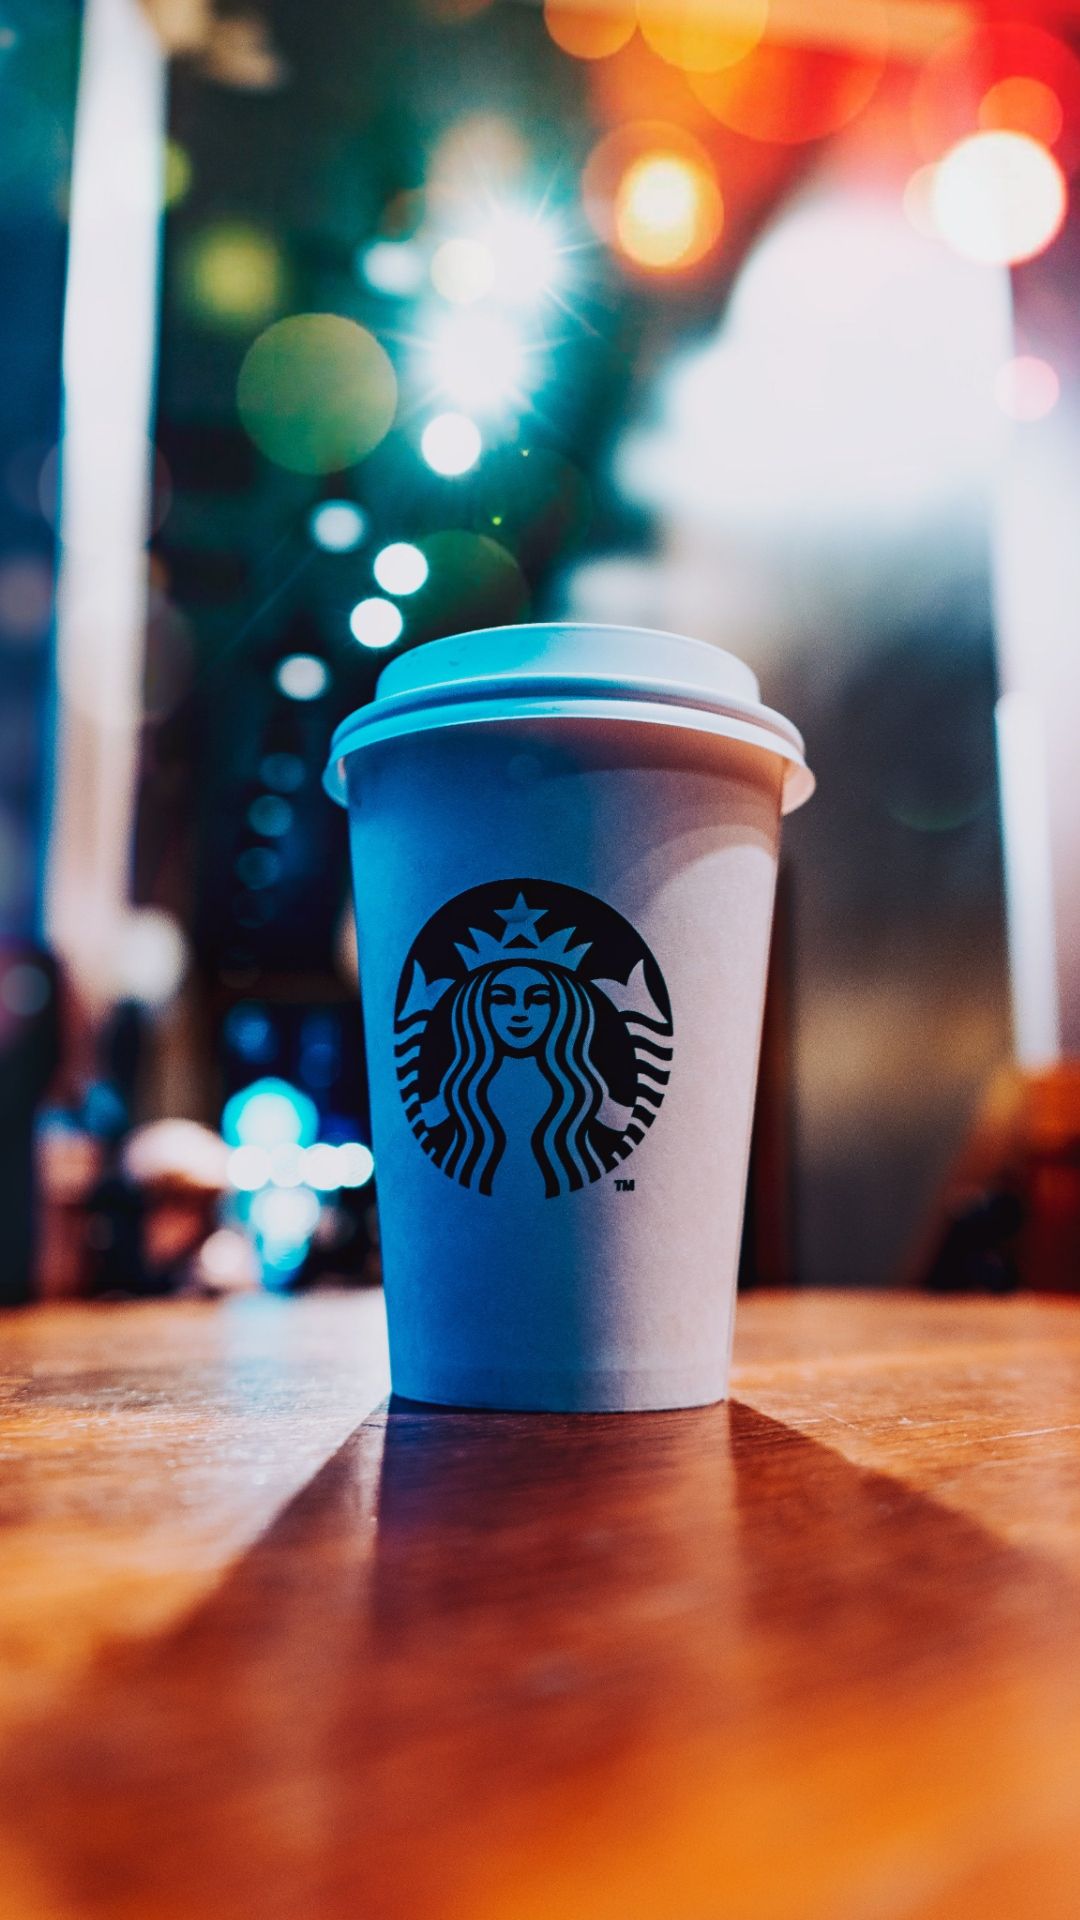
[373,542,429,594]
[228,1145,271,1191]
[227,1140,375,1192]
[308,499,367,552]
[349,596,404,648]
[248,794,292,836]
[337,1142,375,1187]
[275,654,329,700]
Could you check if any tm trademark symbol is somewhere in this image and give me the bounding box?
[614,1178,635,1192]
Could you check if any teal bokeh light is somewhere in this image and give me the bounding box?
[222,1077,318,1150]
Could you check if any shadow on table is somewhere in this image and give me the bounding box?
[4,1396,1080,1920]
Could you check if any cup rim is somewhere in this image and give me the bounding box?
[324,623,814,814]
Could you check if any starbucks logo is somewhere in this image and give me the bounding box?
[393,879,673,1198]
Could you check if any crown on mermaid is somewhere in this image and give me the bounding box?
[455,891,591,974]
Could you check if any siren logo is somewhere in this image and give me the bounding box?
[393,879,674,1198]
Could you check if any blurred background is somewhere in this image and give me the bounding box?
[4,0,1080,1304]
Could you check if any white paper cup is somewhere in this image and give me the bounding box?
[325,624,812,1412]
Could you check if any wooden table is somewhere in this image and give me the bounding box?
[3,1291,1080,1919]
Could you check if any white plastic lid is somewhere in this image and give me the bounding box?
[325,623,813,812]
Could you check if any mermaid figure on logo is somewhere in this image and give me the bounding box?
[395,891,673,1198]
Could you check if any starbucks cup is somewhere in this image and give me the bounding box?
[324,624,812,1412]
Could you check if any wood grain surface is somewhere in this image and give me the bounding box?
[3,1291,1080,1919]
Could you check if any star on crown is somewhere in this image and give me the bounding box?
[455,891,592,973]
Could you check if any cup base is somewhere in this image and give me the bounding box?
[389,1362,728,1414]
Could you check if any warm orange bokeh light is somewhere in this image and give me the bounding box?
[587,32,720,133]
[636,0,766,76]
[978,77,1064,148]
[613,149,723,267]
[689,35,886,145]
[583,121,722,267]
[543,0,636,61]
[932,131,1066,267]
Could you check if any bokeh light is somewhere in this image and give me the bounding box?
[470,445,591,570]
[201,14,287,90]
[308,498,368,552]
[195,1229,260,1293]
[636,0,767,76]
[428,309,530,409]
[1,962,51,1018]
[260,751,305,791]
[932,132,1067,266]
[432,209,563,310]
[912,25,1080,169]
[228,1144,271,1191]
[225,1004,275,1065]
[584,121,721,267]
[237,314,397,473]
[337,1142,375,1187]
[543,0,635,62]
[269,1143,305,1187]
[358,238,426,297]
[4,437,52,517]
[349,596,404,649]
[222,1077,318,1150]
[614,150,723,271]
[979,77,1064,149]
[249,1184,320,1268]
[431,236,495,305]
[38,438,173,543]
[413,529,529,631]
[162,139,193,209]
[482,206,564,306]
[0,555,52,644]
[902,165,940,238]
[304,1143,343,1192]
[617,191,1013,534]
[421,411,483,475]
[111,908,188,1007]
[248,794,293,836]
[995,354,1060,421]
[236,847,281,890]
[178,222,284,330]
[587,30,722,130]
[689,30,887,145]
[276,653,330,700]
[427,115,529,204]
[373,542,429,594]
